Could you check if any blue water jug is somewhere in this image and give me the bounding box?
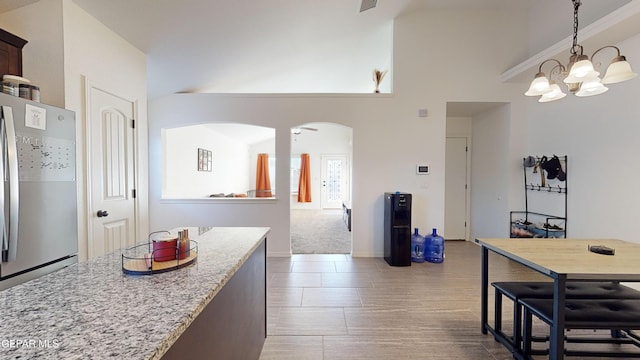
[411,228,425,263]
[424,228,444,263]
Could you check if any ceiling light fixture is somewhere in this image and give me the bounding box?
[525,0,637,103]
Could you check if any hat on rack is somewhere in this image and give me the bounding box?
[541,155,561,180]
[523,156,537,168]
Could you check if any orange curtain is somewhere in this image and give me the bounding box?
[298,153,311,202]
[255,153,272,197]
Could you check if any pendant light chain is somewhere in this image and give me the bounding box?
[525,0,637,102]
[570,0,581,56]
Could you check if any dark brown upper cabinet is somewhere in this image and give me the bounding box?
[0,28,28,78]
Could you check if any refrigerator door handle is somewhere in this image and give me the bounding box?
[1,106,19,262]
[0,107,6,260]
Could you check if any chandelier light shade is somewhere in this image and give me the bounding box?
[539,82,567,103]
[601,53,638,84]
[525,72,551,96]
[575,78,608,97]
[525,0,637,103]
[563,57,599,84]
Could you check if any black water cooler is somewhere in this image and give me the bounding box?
[384,192,412,266]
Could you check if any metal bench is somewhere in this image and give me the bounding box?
[491,281,640,353]
[520,298,640,359]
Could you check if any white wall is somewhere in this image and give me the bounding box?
[198,22,394,94]
[391,8,529,242]
[19,2,638,259]
[62,0,148,260]
[163,125,251,198]
[470,105,512,240]
[149,94,399,257]
[0,0,149,261]
[523,33,640,243]
[147,8,532,257]
[7,2,638,261]
[150,3,640,257]
[0,0,65,106]
[525,0,631,57]
[148,10,531,258]
[446,117,472,137]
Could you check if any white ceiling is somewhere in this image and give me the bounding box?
[0,0,37,13]
[2,0,633,103]
[446,102,506,118]
[203,123,274,146]
[67,0,541,98]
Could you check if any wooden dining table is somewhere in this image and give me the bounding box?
[476,238,640,360]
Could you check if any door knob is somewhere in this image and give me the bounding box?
[97,210,109,218]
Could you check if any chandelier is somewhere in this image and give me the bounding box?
[525,0,637,103]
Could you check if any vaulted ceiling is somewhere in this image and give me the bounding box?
[69,0,533,98]
[72,0,632,99]
[5,0,632,99]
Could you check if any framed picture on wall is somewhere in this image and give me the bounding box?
[198,148,212,171]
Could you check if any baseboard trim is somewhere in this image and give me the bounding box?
[350,251,383,258]
[267,251,292,257]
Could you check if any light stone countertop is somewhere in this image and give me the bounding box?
[0,226,270,360]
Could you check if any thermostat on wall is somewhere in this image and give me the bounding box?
[416,164,430,175]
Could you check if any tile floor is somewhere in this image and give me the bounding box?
[259,241,542,360]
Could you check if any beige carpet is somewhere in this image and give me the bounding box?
[290,209,351,254]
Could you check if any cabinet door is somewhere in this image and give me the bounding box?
[0,43,10,75]
[0,28,27,77]
[0,43,22,76]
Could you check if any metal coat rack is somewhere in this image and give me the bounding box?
[510,155,568,238]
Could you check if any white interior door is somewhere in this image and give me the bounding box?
[88,84,136,258]
[444,137,468,240]
[320,155,348,209]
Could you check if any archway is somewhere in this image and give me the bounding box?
[290,122,353,254]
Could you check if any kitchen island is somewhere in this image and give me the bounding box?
[0,227,269,360]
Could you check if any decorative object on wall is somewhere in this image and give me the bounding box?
[255,153,272,197]
[524,0,637,103]
[197,148,212,172]
[373,68,387,93]
[298,153,312,202]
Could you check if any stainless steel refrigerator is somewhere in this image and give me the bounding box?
[0,92,77,290]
